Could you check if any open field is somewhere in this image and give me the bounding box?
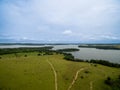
[0,53,120,90]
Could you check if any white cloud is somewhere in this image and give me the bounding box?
[4,0,120,27]
[22,37,28,40]
[83,34,120,41]
[63,30,73,35]
[34,0,120,26]
[100,35,119,40]
[1,0,120,43]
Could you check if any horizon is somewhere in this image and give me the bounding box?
[0,42,120,45]
[0,0,120,43]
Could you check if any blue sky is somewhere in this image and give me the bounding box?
[0,0,120,43]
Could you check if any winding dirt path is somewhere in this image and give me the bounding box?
[90,81,93,90]
[67,68,85,90]
[46,60,58,90]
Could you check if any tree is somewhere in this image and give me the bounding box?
[37,54,41,56]
[104,77,112,85]
[24,55,27,57]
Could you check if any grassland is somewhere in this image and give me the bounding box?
[0,52,120,90]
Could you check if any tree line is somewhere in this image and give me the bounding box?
[0,47,120,68]
[78,45,120,50]
[56,48,79,52]
[0,46,53,55]
[62,53,120,68]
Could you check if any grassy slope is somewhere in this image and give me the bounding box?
[0,53,120,90]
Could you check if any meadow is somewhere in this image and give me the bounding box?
[0,52,120,90]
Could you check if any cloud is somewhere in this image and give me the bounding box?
[0,0,120,43]
[63,30,73,35]
[100,35,119,40]
[35,0,120,27]
[83,34,120,41]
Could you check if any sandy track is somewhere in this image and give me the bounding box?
[90,81,93,90]
[67,68,85,90]
[46,60,58,90]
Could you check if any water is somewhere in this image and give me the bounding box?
[0,45,120,63]
[53,45,120,64]
[0,45,50,48]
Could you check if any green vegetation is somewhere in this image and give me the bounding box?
[0,46,53,55]
[0,52,120,90]
[56,48,79,52]
[89,59,120,68]
[62,53,120,68]
[0,47,120,68]
[63,53,74,60]
[78,44,120,50]
[105,76,120,90]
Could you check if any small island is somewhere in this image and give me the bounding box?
[56,48,79,52]
[78,44,120,50]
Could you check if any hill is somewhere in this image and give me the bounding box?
[0,53,120,90]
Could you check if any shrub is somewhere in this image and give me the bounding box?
[94,64,97,67]
[24,55,27,57]
[63,53,74,61]
[37,54,41,56]
[104,76,120,89]
[81,76,84,79]
[84,70,90,74]
[118,75,120,80]
[104,77,112,85]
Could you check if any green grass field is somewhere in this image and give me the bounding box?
[0,53,120,90]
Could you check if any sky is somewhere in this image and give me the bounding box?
[0,0,120,43]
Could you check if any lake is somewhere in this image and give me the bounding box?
[0,45,50,48]
[0,45,120,63]
[53,45,120,64]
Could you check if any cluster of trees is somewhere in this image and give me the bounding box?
[56,48,79,52]
[105,75,120,90]
[89,60,120,68]
[37,52,54,56]
[78,45,120,50]
[62,53,120,68]
[0,46,53,55]
[63,53,74,60]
